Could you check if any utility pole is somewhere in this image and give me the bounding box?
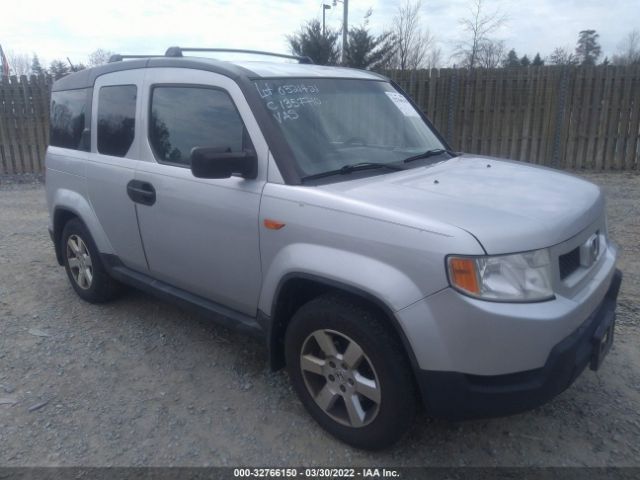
[332,0,348,64]
[322,4,331,37]
[342,0,348,64]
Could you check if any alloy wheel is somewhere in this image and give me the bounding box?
[299,329,381,428]
[66,234,93,290]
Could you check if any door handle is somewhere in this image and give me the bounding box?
[127,180,156,206]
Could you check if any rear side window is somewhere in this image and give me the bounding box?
[97,85,137,157]
[50,89,89,150]
[149,86,247,166]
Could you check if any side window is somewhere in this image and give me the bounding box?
[50,89,88,150]
[97,85,137,157]
[149,86,248,166]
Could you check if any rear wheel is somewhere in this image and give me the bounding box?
[285,293,417,450]
[61,218,121,303]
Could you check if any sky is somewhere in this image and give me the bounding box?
[1,0,638,67]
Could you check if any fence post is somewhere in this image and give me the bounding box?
[551,66,570,168]
[447,69,457,146]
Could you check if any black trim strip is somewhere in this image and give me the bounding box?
[416,269,622,419]
[101,255,263,337]
[269,273,422,375]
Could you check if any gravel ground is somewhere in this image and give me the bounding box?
[0,172,638,467]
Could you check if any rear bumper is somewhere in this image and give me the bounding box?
[417,269,622,420]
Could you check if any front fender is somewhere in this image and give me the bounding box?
[259,243,425,315]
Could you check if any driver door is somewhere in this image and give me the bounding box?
[133,68,268,316]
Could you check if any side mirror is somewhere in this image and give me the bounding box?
[190,147,258,179]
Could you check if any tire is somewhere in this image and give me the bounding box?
[285,292,418,450]
[61,218,121,303]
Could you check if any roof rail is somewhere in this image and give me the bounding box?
[164,47,314,64]
[108,54,164,63]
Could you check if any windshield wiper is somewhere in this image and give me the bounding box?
[301,162,405,183]
[403,148,458,164]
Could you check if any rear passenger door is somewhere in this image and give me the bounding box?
[86,71,148,272]
[134,68,267,316]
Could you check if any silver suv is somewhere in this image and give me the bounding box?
[45,47,622,450]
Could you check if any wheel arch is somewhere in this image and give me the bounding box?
[51,188,114,265]
[264,273,422,383]
[52,207,80,265]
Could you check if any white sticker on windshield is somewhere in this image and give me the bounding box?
[385,92,420,117]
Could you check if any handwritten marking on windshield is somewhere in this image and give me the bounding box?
[255,82,320,99]
[256,82,322,123]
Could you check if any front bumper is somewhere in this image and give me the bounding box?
[416,269,622,420]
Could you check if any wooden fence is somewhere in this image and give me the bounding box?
[1,66,639,174]
[0,75,52,174]
[388,65,640,170]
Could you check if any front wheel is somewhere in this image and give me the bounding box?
[285,293,417,450]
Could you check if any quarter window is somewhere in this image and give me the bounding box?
[149,86,247,166]
[97,85,137,157]
[50,89,89,150]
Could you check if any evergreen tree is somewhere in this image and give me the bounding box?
[576,30,602,65]
[31,54,44,75]
[532,53,544,66]
[503,49,520,67]
[343,8,397,70]
[520,54,531,67]
[288,19,340,66]
[49,60,70,80]
[345,26,395,70]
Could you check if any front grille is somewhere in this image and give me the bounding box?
[559,247,581,280]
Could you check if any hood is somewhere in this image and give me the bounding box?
[320,155,603,254]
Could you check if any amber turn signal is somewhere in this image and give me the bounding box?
[448,257,480,294]
[263,219,286,230]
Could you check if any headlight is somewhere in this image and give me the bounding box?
[447,249,554,302]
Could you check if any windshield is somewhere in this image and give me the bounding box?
[253,78,446,179]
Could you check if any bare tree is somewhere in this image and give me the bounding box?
[391,0,434,70]
[476,39,506,68]
[612,29,640,65]
[453,0,507,69]
[547,46,579,65]
[7,51,31,76]
[88,48,115,67]
[425,47,443,69]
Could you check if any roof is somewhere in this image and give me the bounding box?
[232,61,384,80]
[52,56,386,91]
